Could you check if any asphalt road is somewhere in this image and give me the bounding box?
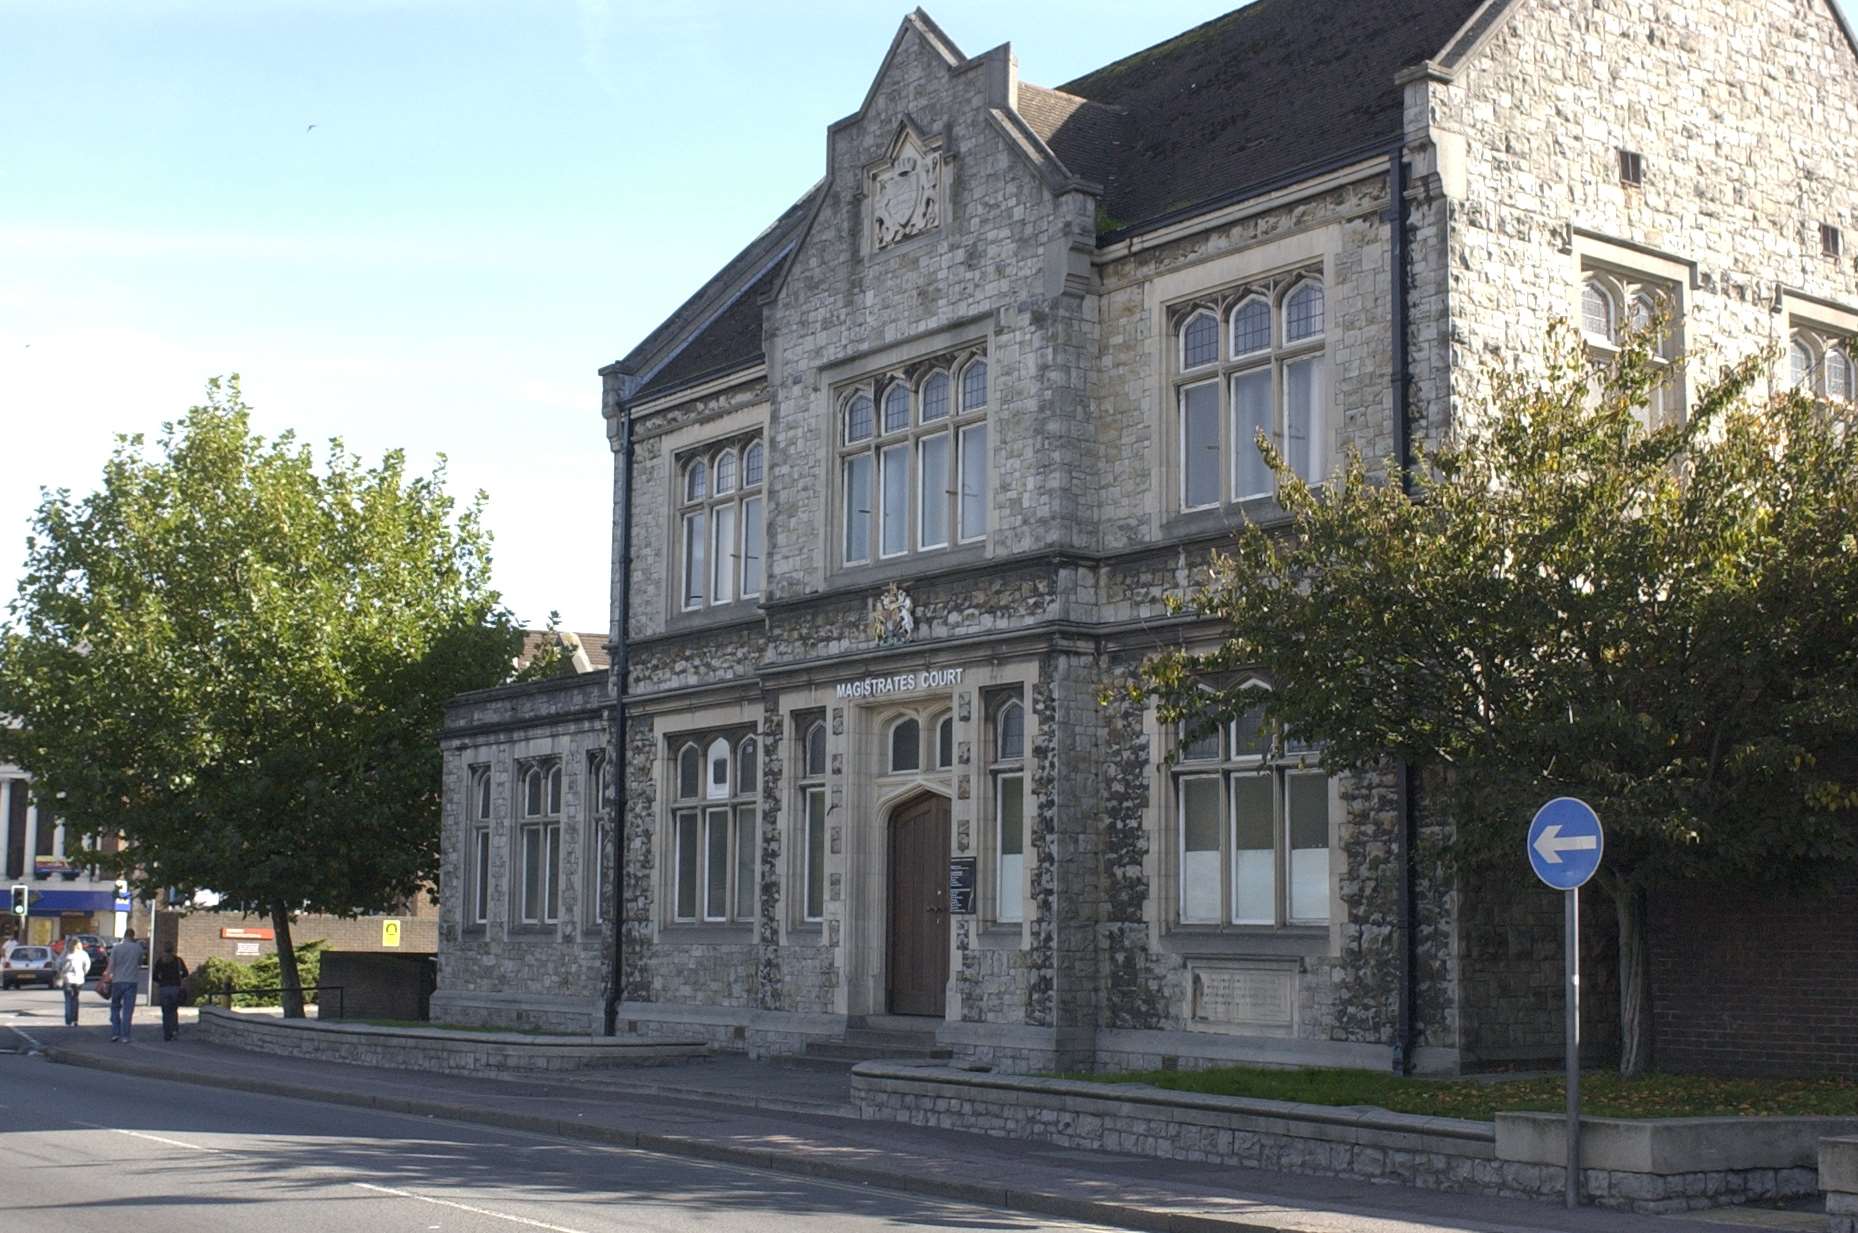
[0,1022,1110,1233]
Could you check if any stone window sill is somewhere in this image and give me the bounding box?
[974,923,1024,950]
[1159,926,1326,960]
[1160,497,1293,541]
[829,541,988,591]
[658,923,754,944]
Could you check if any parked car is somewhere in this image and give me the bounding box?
[2,945,56,990]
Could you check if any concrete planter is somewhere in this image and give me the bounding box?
[1824,1137,1858,1233]
[852,1061,1858,1215]
[196,1005,709,1074]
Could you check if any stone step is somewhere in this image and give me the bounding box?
[804,1042,949,1062]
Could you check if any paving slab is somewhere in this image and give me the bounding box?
[12,1021,1813,1233]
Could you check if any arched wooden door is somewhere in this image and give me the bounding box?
[887,794,950,1017]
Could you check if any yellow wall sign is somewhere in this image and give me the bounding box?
[381,918,402,948]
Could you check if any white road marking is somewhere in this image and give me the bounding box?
[352,1181,594,1233]
[7,1024,42,1052]
[71,1121,225,1153]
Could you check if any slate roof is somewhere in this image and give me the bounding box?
[1046,0,1487,235]
[615,186,818,403]
[615,0,1486,406]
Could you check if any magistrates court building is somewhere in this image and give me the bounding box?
[435,0,1858,1076]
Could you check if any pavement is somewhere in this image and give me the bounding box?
[0,991,1827,1233]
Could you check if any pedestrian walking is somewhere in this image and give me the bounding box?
[2,935,15,963]
[105,928,145,1043]
[152,945,188,1041]
[57,936,90,1026]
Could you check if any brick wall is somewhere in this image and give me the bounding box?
[159,897,437,969]
[1649,875,1858,1078]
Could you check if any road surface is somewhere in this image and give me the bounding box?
[0,1034,1109,1233]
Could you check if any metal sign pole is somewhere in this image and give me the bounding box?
[1529,796,1600,1212]
[1565,886,1581,1208]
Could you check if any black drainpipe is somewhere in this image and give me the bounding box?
[1387,143,1420,1075]
[602,406,635,1037]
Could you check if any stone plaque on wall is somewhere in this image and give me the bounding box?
[1187,962,1296,1036]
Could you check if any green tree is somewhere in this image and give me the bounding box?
[1138,325,1858,1075]
[0,378,523,1016]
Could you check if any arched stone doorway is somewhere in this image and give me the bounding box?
[886,791,950,1016]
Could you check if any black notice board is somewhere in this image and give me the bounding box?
[948,856,977,915]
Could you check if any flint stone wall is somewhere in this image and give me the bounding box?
[853,1062,1842,1214]
[196,1005,708,1072]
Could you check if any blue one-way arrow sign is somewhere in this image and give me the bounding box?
[1527,797,1604,890]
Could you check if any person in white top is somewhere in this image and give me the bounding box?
[2,936,16,962]
[57,938,90,1026]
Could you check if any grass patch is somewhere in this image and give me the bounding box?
[1065,1066,1858,1122]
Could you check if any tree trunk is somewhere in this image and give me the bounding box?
[1614,881,1651,1077]
[269,901,306,1019]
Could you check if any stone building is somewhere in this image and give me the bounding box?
[435,0,1858,1075]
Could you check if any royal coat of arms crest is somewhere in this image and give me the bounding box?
[871,135,942,250]
[868,582,915,646]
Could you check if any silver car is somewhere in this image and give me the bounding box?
[2,946,56,990]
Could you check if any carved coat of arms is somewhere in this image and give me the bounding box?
[868,581,915,646]
[871,139,942,249]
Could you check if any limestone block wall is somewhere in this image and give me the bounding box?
[437,675,609,1006]
[1428,0,1858,426]
[1091,172,1398,558]
[765,30,1097,599]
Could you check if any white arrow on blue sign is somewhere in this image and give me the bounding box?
[1527,797,1604,890]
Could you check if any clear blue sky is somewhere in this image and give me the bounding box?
[4,1,1855,632]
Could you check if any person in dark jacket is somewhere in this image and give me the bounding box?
[152,945,189,1041]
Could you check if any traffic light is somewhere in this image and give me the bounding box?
[8,884,24,918]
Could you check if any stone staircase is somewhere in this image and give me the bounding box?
[784,1020,952,1072]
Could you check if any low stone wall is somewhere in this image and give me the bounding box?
[1826,1137,1858,1233]
[197,1006,708,1073]
[852,1062,1858,1215]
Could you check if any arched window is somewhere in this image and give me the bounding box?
[935,714,954,770]
[889,718,921,773]
[1827,348,1853,402]
[681,434,761,611]
[737,736,759,797]
[960,359,988,412]
[1283,280,1325,343]
[1181,310,1219,369]
[670,730,758,926]
[1582,279,1617,342]
[920,371,950,423]
[1175,272,1329,512]
[706,737,731,800]
[844,391,875,444]
[517,760,562,926]
[841,351,989,566]
[882,382,911,434]
[996,699,1025,762]
[1179,722,1219,761]
[797,714,829,923]
[805,721,827,778]
[988,692,1027,923]
[1790,337,1816,392]
[468,766,492,927]
[1230,297,1270,357]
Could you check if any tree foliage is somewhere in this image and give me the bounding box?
[1138,323,1858,1071]
[0,379,523,1012]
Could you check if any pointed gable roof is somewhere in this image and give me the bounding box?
[1044,0,1487,235]
[607,184,819,403]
